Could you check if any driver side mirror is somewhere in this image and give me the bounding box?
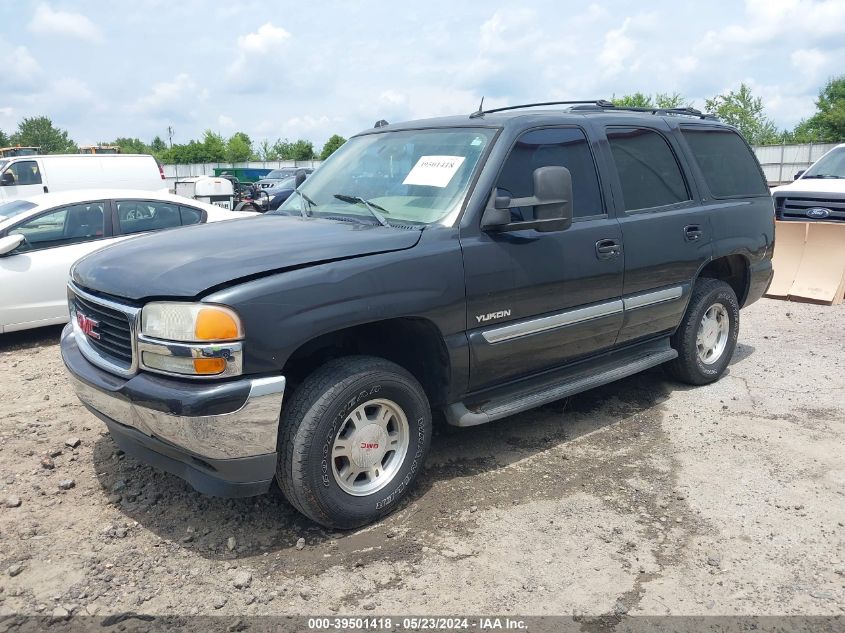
[481,166,573,233]
[0,233,25,256]
[0,172,14,186]
[294,170,307,189]
[794,169,805,180]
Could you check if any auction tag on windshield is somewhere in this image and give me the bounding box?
[403,155,466,188]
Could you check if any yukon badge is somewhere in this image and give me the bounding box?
[476,309,511,323]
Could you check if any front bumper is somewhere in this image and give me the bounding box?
[61,325,285,498]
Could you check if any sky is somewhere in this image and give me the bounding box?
[0,0,843,149]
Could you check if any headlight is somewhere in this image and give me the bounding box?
[141,302,243,342]
[139,303,244,378]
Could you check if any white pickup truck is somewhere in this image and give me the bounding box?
[772,143,845,222]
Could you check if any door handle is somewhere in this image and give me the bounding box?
[595,239,622,260]
[684,224,703,242]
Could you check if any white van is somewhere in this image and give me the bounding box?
[0,154,167,202]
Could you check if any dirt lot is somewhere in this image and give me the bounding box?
[0,298,843,621]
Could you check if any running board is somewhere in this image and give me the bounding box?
[445,340,677,427]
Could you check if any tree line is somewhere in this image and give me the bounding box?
[2,76,843,161]
[0,121,348,164]
[611,76,844,145]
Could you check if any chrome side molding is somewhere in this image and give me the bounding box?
[480,285,685,344]
[482,300,623,344]
[623,285,683,310]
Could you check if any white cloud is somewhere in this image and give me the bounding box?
[598,20,636,77]
[379,90,406,106]
[237,22,290,55]
[790,48,828,78]
[28,4,102,42]
[217,114,235,129]
[0,43,41,90]
[226,22,291,89]
[130,74,207,119]
[701,0,845,51]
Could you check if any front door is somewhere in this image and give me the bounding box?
[461,126,624,392]
[0,201,111,331]
[0,159,46,201]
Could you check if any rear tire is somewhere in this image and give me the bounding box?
[666,278,739,385]
[276,356,431,529]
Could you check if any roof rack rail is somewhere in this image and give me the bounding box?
[469,99,718,120]
[470,99,614,118]
[600,104,718,120]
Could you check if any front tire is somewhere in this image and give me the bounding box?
[667,278,739,385]
[276,356,432,529]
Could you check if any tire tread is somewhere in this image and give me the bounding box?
[276,356,428,528]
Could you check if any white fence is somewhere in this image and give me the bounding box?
[163,160,322,188]
[161,144,840,189]
[751,143,838,185]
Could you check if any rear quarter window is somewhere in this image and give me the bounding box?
[681,128,769,197]
[179,206,204,225]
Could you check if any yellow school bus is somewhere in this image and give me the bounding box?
[0,146,41,158]
[79,145,121,154]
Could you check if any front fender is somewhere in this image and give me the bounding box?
[203,229,467,374]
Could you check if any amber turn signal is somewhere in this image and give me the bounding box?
[194,307,241,341]
[193,358,227,374]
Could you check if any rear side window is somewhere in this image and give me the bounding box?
[116,200,182,235]
[681,128,769,197]
[497,127,604,219]
[607,127,690,211]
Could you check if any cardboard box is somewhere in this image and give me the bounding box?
[766,220,845,305]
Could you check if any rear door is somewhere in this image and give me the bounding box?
[602,123,712,344]
[0,200,113,330]
[461,126,624,391]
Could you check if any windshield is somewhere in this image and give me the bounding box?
[0,200,37,222]
[0,160,7,172]
[266,170,293,179]
[803,146,845,179]
[272,177,296,190]
[276,127,496,225]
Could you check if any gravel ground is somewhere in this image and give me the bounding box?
[0,298,843,621]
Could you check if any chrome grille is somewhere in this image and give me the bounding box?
[72,293,132,364]
[67,283,140,377]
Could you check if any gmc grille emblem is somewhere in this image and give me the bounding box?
[76,311,100,340]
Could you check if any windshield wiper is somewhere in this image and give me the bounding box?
[293,189,317,218]
[803,174,844,179]
[333,194,392,227]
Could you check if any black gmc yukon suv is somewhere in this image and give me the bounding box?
[61,101,775,528]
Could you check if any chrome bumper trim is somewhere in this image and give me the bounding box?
[68,373,285,460]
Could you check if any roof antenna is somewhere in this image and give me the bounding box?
[374,119,389,128]
[470,96,485,119]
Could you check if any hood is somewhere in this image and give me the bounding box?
[72,215,422,301]
[771,179,845,197]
